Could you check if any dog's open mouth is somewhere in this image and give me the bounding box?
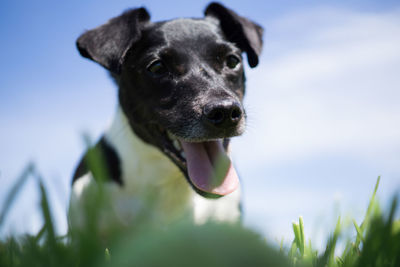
[160,130,239,198]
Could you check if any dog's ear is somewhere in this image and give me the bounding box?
[205,2,263,68]
[77,8,150,74]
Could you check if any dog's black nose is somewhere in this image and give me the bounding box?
[203,100,243,128]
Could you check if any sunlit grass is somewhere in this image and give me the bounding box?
[0,163,399,267]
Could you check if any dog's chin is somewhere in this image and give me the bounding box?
[155,126,243,199]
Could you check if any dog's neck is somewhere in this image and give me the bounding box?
[104,107,183,190]
[101,107,241,224]
[102,107,192,220]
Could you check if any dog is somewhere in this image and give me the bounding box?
[69,2,263,228]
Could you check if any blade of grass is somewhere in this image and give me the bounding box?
[0,163,34,229]
[105,248,111,261]
[367,176,381,215]
[289,240,298,261]
[299,216,305,256]
[354,176,381,248]
[279,238,284,254]
[363,176,380,225]
[34,224,46,243]
[292,221,302,255]
[352,219,365,243]
[318,216,341,267]
[39,180,56,247]
[82,134,108,184]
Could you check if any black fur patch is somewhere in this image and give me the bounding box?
[72,137,122,186]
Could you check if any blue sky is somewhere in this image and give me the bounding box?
[1,0,400,247]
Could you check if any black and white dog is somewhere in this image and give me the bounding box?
[69,2,263,227]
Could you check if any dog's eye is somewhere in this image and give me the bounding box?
[147,60,168,76]
[226,55,240,69]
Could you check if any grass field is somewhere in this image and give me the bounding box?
[0,163,399,267]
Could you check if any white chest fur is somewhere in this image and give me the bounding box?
[69,107,241,227]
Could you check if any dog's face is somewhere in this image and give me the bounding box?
[77,3,263,198]
[121,18,246,140]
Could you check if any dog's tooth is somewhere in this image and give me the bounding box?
[167,131,175,140]
[173,139,181,150]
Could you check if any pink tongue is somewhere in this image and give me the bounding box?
[180,140,239,196]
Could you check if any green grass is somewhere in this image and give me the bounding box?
[0,163,399,267]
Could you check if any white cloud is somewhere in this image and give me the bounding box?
[234,7,400,170]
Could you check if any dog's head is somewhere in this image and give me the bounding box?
[77,2,263,198]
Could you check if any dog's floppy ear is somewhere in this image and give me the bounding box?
[205,2,263,68]
[77,8,150,73]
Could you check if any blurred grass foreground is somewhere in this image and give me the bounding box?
[0,162,399,267]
